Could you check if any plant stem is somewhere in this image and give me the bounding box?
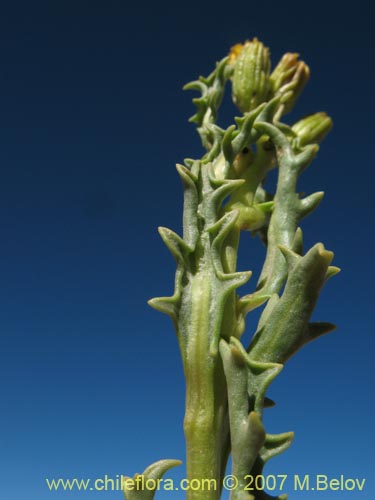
[184,357,228,500]
[181,254,228,499]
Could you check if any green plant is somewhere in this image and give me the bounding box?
[123,37,339,500]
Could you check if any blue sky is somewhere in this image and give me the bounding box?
[0,1,374,499]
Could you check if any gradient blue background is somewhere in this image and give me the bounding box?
[0,1,373,499]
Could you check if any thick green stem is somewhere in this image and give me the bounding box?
[182,268,228,500]
[184,363,228,500]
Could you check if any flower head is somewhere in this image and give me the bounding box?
[270,53,310,114]
[292,112,333,147]
[229,38,271,113]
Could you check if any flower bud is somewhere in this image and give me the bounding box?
[237,205,266,231]
[270,53,310,114]
[292,112,333,147]
[230,38,271,113]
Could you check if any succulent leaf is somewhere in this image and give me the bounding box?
[123,459,181,500]
[260,432,294,463]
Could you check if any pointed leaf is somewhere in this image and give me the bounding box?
[176,163,199,248]
[326,265,341,281]
[208,210,239,276]
[307,322,336,342]
[222,124,236,162]
[229,338,283,415]
[209,176,245,209]
[175,163,197,184]
[294,144,319,172]
[123,459,181,500]
[278,244,300,268]
[238,293,272,316]
[183,80,206,92]
[291,227,303,255]
[261,432,294,463]
[254,94,282,125]
[298,191,324,218]
[158,227,191,265]
[263,397,276,408]
[232,106,264,154]
[147,297,178,320]
[250,243,335,363]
